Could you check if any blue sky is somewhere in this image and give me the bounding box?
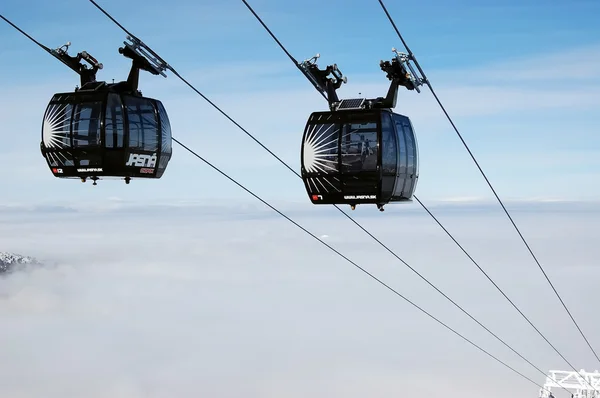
[1,0,599,207]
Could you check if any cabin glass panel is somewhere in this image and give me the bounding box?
[156,101,172,154]
[381,112,397,175]
[72,101,102,148]
[341,122,378,173]
[105,93,125,148]
[124,96,159,152]
[404,121,418,195]
[394,115,407,176]
[412,120,420,178]
[404,122,415,177]
[156,101,172,177]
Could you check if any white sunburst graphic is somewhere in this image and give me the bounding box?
[303,123,339,173]
[302,120,342,193]
[42,103,73,149]
[42,103,76,167]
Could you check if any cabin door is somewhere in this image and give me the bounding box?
[340,120,379,196]
[103,94,125,172]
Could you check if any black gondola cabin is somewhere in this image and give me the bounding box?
[297,49,424,210]
[41,90,172,181]
[37,37,172,184]
[301,108,418,207]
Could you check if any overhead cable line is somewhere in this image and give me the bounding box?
[238,0,591,392]
[376,0,600,366]
[84,0,574,391]
[88,0,560,387]
[84,0,571,391]
[414,196,598,392]
[0,9,554,394]
[173,137,548,392]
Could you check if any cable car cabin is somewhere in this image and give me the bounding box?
[301,108,419,209]
[41,89,172,184]
[296,47,425,210]
[35,36,173,184]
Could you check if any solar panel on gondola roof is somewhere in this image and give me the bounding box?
[337,98,365,110]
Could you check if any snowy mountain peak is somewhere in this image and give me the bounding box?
[0,252,37,273]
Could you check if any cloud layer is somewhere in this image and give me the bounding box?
[1,201,599,397]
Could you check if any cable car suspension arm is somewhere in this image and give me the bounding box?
[378,47,425,109]
[119,35,168,93]
[0,13,168,93]
[239,0,425,111]
[89,0,172,84]
[236,0,343,105]
[297,53,346,106]
[237,2,424,111]
[296,49,426,111]
[55,45,103,87]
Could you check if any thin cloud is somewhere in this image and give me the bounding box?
[436,44,600,82]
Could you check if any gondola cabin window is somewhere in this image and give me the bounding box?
[72,101,102,148]
[124,96,159,152]
[381,113,398,175]
[403,121,418,195]
[105,93,125,148]
[393,115,408,176]
[391,113,418,196]
[404,122,415,178]
[342,122,378,172]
